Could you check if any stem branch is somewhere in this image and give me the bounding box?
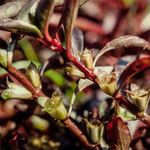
[5,65,96,149]
[43,37,150,128]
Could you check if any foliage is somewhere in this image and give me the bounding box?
[0,0,150,150]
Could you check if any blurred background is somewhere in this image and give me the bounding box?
[0,0,150,149]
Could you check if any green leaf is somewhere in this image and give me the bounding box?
[44,69,65,87]
[19,39,40,62]
[12,60,41,70]
[0,0,43,37]
[0,2,23,19]
[27,63,42,89]
[0,60,41,77]
[1,81,32,100]
[0,18,42,37]
[0,49,7,67]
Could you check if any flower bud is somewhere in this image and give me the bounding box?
[66,65,85,78]
[125,85,149,112]
[1,81,32,100]
[96,71,118,96]
[80,48,93,69]
[85,119,103,144]
[38,90,67,120]
[44,96,67,120]
[0,49,7,67]
[26,64,42,89]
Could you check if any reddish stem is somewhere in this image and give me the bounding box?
[42,36,150,128]
[66,51,96,80]
[41,37,97,81]
[7,65,44,97]
[63,118,98,150]
[5,65,96,150]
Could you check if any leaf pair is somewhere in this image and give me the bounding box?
[0,0,58,37]
[77,36,150,97]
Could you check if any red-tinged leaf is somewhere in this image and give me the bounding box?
[106,117,131,150]
[35,0,56,34]
[93,35,150,67]
[61,0,80,53]
[117,57,150,90]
